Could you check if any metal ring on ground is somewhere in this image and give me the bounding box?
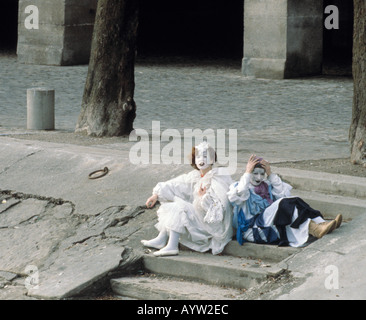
[88,167,109,179]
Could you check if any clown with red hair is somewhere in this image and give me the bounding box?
[142,142,233,256]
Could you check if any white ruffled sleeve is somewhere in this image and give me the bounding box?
[267,173,292,198]
[152,170,198,202]
[226,172,251,205]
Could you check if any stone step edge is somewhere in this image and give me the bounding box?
[222,241,300,263]
[272,166,366,199]
[110,275,246,300]
[142,251,285,290]
[292,189,366,220]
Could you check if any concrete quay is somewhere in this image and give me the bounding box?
[0,135,366,300]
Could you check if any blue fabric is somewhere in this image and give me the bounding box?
[255,226,279,244]
[236,208,249,245]
[252,228,265,244]
[233,182,278,245]
[247,185,273,216]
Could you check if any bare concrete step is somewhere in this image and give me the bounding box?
[142,251,284,290]
[223,241,300,262]
[273,167,366,199]
[111,275,245,300]
[292,189,366,220]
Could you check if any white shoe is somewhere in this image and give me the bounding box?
[153,249,179,257]
[141,240,165,250]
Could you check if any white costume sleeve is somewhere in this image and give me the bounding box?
[267,173,292,198]
[226,172,251,205]
[152,170,197,202]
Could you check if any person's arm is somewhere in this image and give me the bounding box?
[227,173,251,205]
[268,173,292,198]
[227,154,258,205]
[146,171,196,208]
[260,158,291,198]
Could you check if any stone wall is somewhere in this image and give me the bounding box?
[17,0,97,66]
[242,0,323,79]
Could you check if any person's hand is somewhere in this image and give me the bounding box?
[146,194,158,208]
[198,184,207,197]
[245,154,260,174]
[260,159,272,176]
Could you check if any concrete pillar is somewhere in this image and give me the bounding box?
[242,0,324,79]
[17,0,97,66]
[27,88,55,130]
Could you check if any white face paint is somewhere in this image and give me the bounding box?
[195,142,215,170]
[251,167,266,186]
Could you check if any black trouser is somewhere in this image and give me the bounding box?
[273,197,323,246]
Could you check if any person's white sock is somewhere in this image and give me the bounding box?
[163,230,180,251]
[141,229,168,249]
[154,230,180,256]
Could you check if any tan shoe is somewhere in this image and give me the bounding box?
[335,214,343,229]
[327,214,343,233]
[327,220,337,233]
[309,220,336,239]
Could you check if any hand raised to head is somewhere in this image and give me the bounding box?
[260,159,272,176]
[245,154,260,174]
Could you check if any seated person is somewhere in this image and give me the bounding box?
[227,155,342,247]
[142,142,234,256]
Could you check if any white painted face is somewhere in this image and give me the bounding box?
[195,142,215,170]
[251,167,266,186]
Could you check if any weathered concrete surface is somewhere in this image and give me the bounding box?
[1,136,366,300]
[272,214,366,300]
[0,189,156,299]
[111,275,245,300]
[0,137,188,216]
[0,136,188,299]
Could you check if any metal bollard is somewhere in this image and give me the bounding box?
[27,88,55,130]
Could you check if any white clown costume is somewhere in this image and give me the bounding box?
[227,171,327,247]
[142,142,234,256]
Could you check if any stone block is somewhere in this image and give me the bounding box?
[243,0,323,78]
[17,0,97,66]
